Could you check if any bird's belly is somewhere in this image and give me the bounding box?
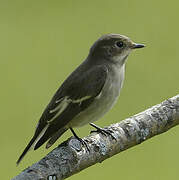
[67,70,123,127]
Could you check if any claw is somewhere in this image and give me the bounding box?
[70,128,90,152]
[90,123,116,140]
[77,138,90,152]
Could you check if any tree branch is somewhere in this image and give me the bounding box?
[12,95,179,180]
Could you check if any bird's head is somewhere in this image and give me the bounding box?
[89,34,145,64]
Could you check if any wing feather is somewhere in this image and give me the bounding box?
[41,65,108,126]
[25,65,108,152]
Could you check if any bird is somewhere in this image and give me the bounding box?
[17,33,145,165]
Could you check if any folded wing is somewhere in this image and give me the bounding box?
[17,65,108,165]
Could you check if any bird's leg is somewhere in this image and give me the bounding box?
[90,123,116,140]
[70,128,90,151]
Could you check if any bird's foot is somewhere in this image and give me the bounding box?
[90,123,116,140]
[70,128,90,152]
[76,137,90,152]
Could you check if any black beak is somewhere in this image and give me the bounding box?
[132,43,145,49]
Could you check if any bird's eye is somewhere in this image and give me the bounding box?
[116,41,124,48]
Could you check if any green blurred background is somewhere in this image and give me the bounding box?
[1,0,179,179]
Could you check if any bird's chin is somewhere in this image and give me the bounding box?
[123,54,128,61]
[112,54,129,65]
[121,55,129,64]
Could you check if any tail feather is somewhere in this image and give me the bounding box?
[16,124,49,165]
[34,133,50,150]
[16,136,36,165]
[34,127,67,150]
[46,128,67,149]
[17,124,67,165]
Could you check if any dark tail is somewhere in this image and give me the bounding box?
[16,124,49,165]
[17,125,67,165]
[16,136,36,165]
[34,127,67,150]
[46,128,67,149]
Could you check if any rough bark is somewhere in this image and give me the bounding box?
[12,94,179,180]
